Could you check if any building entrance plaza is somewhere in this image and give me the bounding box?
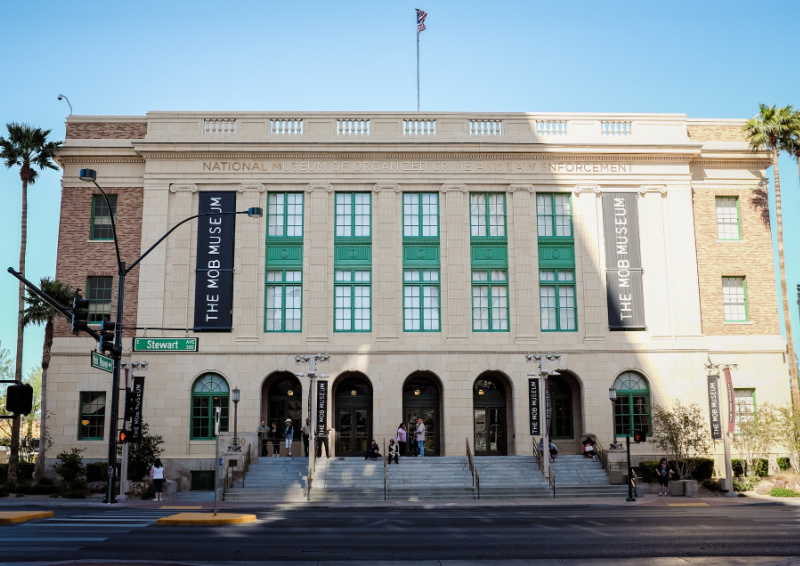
[47,111,792,488]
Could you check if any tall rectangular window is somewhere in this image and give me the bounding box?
[267,193,303,237]
[78,392,106,440]
[403,269,440,331]
[716,197,740,240]
[334,270,371,331]
[403,193,439,237]
[537,194,572,237]
[471,270,509,331]
[90,195,117,241]
[265,270,302,332]
[734,388,755,434]
[470,194,505,237]
[336,193,371,237]
[87,276,112,324]
[722,277,747,322]
[540,269,577,331]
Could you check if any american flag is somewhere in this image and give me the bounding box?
[416,9,427,33]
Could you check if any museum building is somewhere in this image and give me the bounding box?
[47,111,792,487]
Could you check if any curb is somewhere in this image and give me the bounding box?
[0,511,54,523]
[156,512,257,525]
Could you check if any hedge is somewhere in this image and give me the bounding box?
[0,462,35,484]
[732,458,769,478]
[777,457,791,472]
[86,462,106,483]
[637,458,715,482]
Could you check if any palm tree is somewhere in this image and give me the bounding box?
[22,277,74,479]
[744,104,799,408]
[0,123,62,481]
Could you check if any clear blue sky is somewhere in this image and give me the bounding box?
[1,0,799,377]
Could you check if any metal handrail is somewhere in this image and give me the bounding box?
[466,437,475,486]
[383,438,388,501]
[532,438,545,480]
[548,468,556,498]
[595,441,610,475]
[475,467,481,499]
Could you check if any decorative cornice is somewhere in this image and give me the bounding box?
[372,184,401,194]
[638,185,667,196]
[508,184,535,194]
[441,184,467,193]
[305,184,333,193]
[238,184,265,193]
[169,184,198,193]
[572,185,601,196]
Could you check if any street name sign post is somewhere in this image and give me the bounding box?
[133,338,198,352]
[91,351,113,373]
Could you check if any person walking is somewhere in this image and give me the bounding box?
[396,422,407,457]
[257,419,268,457]
[655,457,674,496]
[284,418,294,457]
[150,458,165,501]
[415,417,426,457]
[269,421,280,457]
[302,418,310,456]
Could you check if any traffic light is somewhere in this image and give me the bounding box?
[123,388,136,422]
[71,292,89,334]
[98,320,117,354]
[633,430,647,443]
[118,429,131,443]
[5,383,34,415]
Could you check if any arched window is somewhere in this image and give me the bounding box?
[612,371,650,438]
[191,373,230,440]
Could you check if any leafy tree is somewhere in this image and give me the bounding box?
[22,277,74,477]
[651,401,711,479]
[0,123,62,481]
[732,401,777,477]
[774,404,800,473]
[744,105,799,407]
[124,423,164,481]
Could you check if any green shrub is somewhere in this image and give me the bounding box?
[733,476,760,492]
[637,458,714,482]
[0,463,7,484]
[687,458,715,481]
[777,457,791,472]
[769,487,800,497]
[637,460,660,483]
[702,478,723,492]
[53,448,86,484]
[732,458,769,477]
[86,462,106,483]
[17,482,58,496]
[16,462,35,482]
[36,476,54,486]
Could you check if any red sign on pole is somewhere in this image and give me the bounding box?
[723,367,736,434]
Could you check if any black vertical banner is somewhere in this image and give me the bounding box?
[194,192,236,331]
[529,379,540,435]
[316,380,328,437]
[707,375,722,440]
[603,193,646,330]
[130,376,145,442]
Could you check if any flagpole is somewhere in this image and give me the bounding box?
[416,31,420,112]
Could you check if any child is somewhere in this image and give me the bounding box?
[388,438,399,464]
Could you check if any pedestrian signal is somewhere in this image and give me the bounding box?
[118,429,131,443]
[5,383,33,415]
[633,430,647,442]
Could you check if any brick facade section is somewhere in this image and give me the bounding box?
[54,186,144,338]
[65,122,147,140]
[692,187,779,335]
[687,125,746,142]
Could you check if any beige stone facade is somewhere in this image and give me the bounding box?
[49,112,792,487]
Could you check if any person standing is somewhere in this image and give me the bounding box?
[257,420,268,457]
[150,458,165,501]
[302,418,310,457]
[415,418,426,457]
[269,421,280,457]
[316,427,330,458]
[655,457,674,496]
[396,423,407,457]
[284,418,294,457]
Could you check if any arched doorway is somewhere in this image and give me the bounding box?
[334,374,372,457]
[548,375,574,440]
[263,373,302,445]
[473,375,507,456]
[403,373,441,456]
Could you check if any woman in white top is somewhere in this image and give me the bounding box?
[150,458,165,501]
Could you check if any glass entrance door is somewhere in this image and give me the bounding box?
[336,408,369,456]
[474,407,505,455]
[405,407,438,456]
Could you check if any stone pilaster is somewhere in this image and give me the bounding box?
[305,184,334,343]
[163,184,197,329]
[508,185,538,343]
[234,184,265,342]
[441,184,469,343]
[373,184,402,342]
[638,185,672,337]
[137,182,171,329]
[572,185,606,340]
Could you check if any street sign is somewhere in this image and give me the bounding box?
[133,337,198,352]
[91,351,113,373]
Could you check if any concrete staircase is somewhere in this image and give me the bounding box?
[223,457,308,502]
[472,456,551,498]
[549,455,629,498]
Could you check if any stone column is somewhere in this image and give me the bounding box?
[373,184,402,342]
[305,184,334,343]
[163,184,197,329]
[137,182,171,330]
[638,185,672,338]
[441,184,470,343]
[573,185,606,341]
[234,184,265,343]
[508,185,538,344]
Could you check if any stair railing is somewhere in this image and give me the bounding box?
[241,445,251,488]
[383,438,388,501]
[466,437,480,499]
[532,438,545,481]
[594,441,611,475]
[548,467,556,499]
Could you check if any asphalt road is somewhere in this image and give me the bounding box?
[1,504,799,562]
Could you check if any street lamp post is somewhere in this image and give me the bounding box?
[525,353,561,480]
[79,168,262,504]
[231,387,241,451]
[296,353,330,501]
[609,387,636,502]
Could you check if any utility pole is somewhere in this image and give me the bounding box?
[525,353,561,480]
[296,354,330,501]
[705,360,738,498]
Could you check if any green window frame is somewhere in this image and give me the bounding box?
[722,277,748,322]
[734,388,755,435]
[90,195,117,241]
[267,193,304,237]
[335,193,371,238]
[78,391,106,440]
[612,372,651,438]
[470,193,506,238]
[87,276,113,325]
[471,270,509,331]
[334,270,371,332]
[715,197,741,240]
[403,193,439,238]
[191,373,230,440]
[403,269,440,331]
[265,270,302,332]
[539,269,577,331]
[536,193,573,237]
